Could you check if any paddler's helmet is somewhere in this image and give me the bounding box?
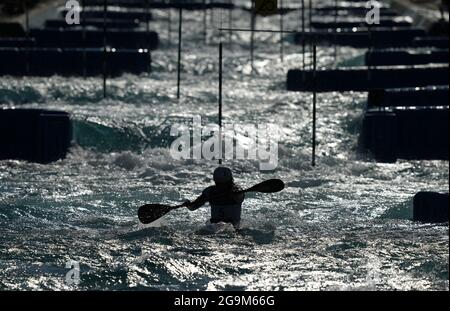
[213,166,233,184]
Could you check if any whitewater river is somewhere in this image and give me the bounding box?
[0,1,448,290]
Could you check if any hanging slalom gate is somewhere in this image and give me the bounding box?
[284,0,449,166]
[0,48,151,77]
[0,0,161,163]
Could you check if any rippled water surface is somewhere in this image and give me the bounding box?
[0,1,448,290]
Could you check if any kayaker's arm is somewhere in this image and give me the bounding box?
[185,188,211,211]
[185,194,207,211]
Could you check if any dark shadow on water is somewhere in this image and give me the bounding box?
[193,223,276,245]
[237,227,276,245]
[117,227,174,244]
[193,222,236,236]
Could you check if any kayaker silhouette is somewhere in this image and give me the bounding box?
[184,167,244,229]
[137,170,284,226]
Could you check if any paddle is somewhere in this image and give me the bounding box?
[238,178,285,194]
[138,179,285,224]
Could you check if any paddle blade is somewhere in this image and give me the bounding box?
[245,179,285,193]
[138,204,174,224]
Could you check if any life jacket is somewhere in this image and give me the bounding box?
[203,184,244,226]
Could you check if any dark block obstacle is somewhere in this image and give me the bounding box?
[360,111,398,162]
[0,109,72,163]
[294,27,426,48]
[365,49,449,66]
[413,192,449,223]
[0,48,151,77]
[428,20,449,36]
[147,1,234,9]
[286,65,449,92]
[80,0,234,9]
[368,87,449,108]
[0,22,25,37]
[310,17,412,29]
[240,6,300,15]
[29,29,159,50]
[59,9,153,21]
[45,19,141,29]
[0,38,35,47]
[411,36,449,49]
[360,108,449,162]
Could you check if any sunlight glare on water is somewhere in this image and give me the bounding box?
[0,0,448,290]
